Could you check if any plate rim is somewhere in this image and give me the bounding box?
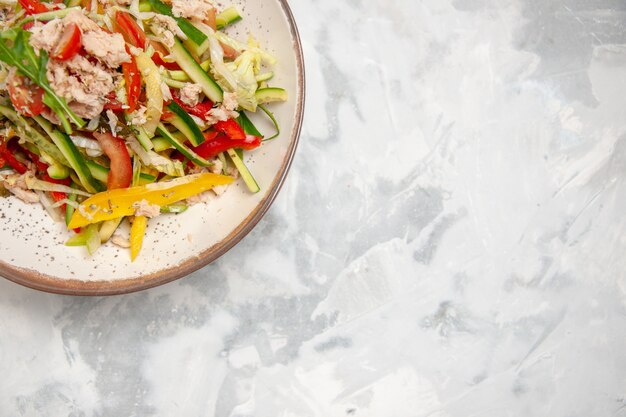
[0,0,305,296]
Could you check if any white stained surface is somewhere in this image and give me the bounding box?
[2,0,626,416]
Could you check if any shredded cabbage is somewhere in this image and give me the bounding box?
[127,136,185,177]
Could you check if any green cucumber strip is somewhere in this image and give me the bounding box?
[0,105,69,166]
[85,160,108,183]
[169,38,223,103]
[182,37,209,59]
[255,87,288,104]
[138,0,152,12]
[147,0,208,46]
[166,101,205,146]
[151,136,174,152]
[227,149,259,193]
[167,60,210,81]
[65,230,89,247]
[134,126,155,151]
[132,156,142,187]
[86,160,154,184]
[160,204,188,214]
[156,123,212,167]
[47,163,70,180]
[65,0,82,7]
[85,224,101,255]
[258,104,280,141]
[237,111,263,138]
[33,116,102,193]
[99,217,124,243]
[18,7,80,25]
[162,77,187,89]
[216,7,242,30]
[65,191,78,227]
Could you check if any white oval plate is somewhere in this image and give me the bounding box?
[0,0,304,295]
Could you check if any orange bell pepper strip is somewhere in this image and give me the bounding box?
[130,215,148,261]
[67,173,233,229]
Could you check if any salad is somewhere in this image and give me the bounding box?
[0,0,287,260]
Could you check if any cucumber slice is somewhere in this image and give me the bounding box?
[165,101,205,146]
[255,87,288,104]
[134,126,155,151]
[85,224,101,255]
[85,160,108,183]
[216,7,242,30]
[99,217,123,243]
[47,163,70,180]
[160,204,188,214]
[151,136,174,152]
[169,38,223,103]
[237,111,263,137]
[167,61,210,81]
[18,7,80,25]
[65,191,78,227]
[138,0,152,12]
[162,77,187,89]
[86,160,155,185]
[33,116,102,193]
[156,123,212,167]
[227,149,259,193]
[182,37,209,59]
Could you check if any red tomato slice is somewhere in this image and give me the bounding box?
[18,0,50,15]
[52,23,82,61]
[7,74,45,117]
[92,132,132,190]
[213,119,246,140]
[114,11,146,49]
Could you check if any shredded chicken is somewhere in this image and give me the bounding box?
[171,0,215,19]
[1,174,39,204]
[111,234,131,248]
[179,83,203,107]
[129,105,148,126]
[160,81,173,102]
[65,10,130,68]
[47,55,115,119]
[132,199,161,218]
[205,92,239,125]
[150,14,186,48]
[29,20,64,54]
[30,10,130,68]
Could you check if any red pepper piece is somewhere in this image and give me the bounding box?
[192,132,261,160]
[0,142,28,174]
[172,92,214,120]
[214,119,246,140]
[114,11,147,49]
[18,0,51,15]
[122,53,141,113]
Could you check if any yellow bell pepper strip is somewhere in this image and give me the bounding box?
[68,173,233,229]
[130,215,147,261]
